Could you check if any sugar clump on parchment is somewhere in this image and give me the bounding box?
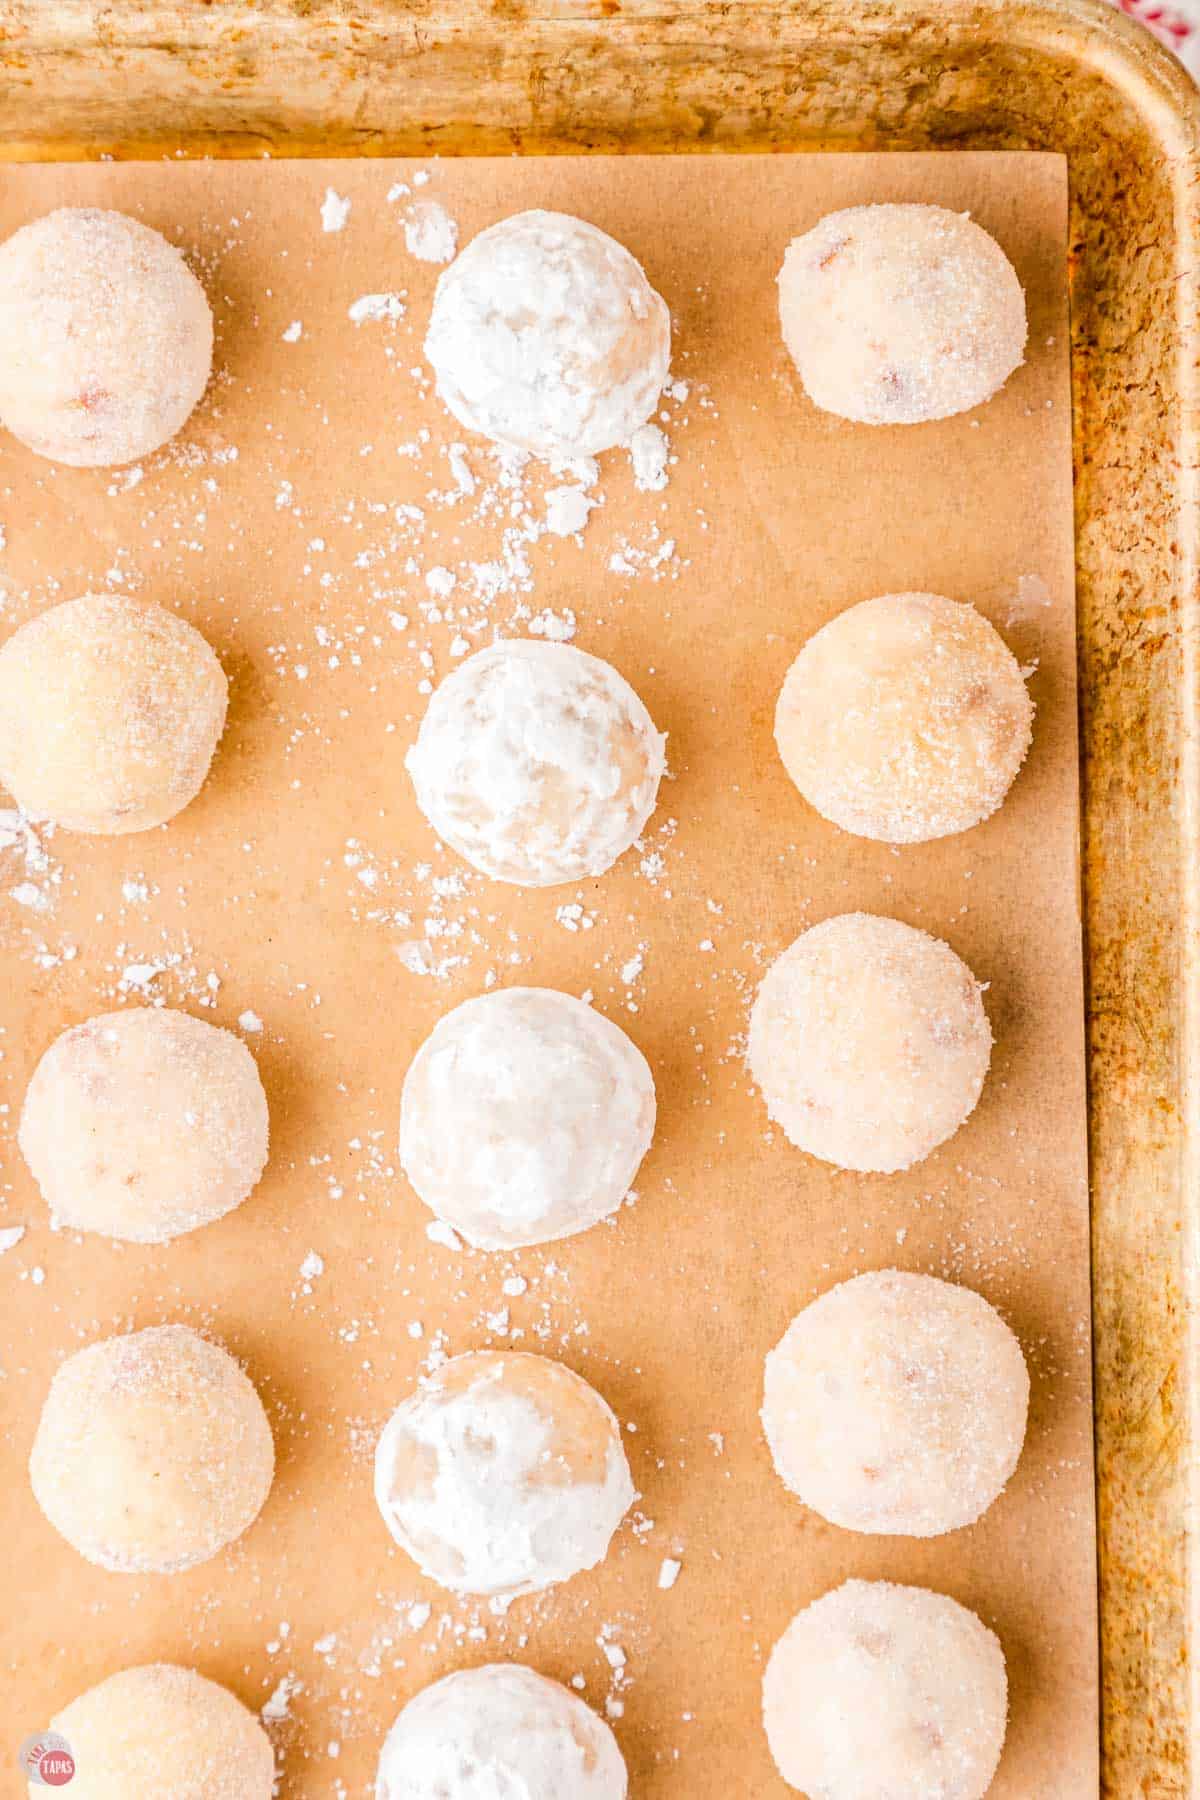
[403,199,459,265]
[320,187,351,233]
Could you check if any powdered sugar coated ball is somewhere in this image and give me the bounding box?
[401,987,655,1250]
[406,640,665,887]
[775,593,1034,843]
[778,203,1026,425]
[0,594,227,834]
[763,1580,1008,1799]
[377,1665,627,1800]
[424,209,670,459]
[374,1351,634,1596]
[39,1664,274,1800]
[748,913,991,1173]
[29,1325,274,1574]
[20,1007,269,1245]
[0,207,213,466]
[762,1271,1029,1537]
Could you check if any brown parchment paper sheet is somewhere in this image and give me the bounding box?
[0,153,1095,1797]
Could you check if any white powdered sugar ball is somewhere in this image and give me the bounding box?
[763,1580,1008,1799]
[762,1271,1029,1537]
[778,203,1026,425]
[376,1665,627,1800]
[406,640,665,887]
[0,594,227,835]
[29,1325,274,1574]
[38,1664,274,1800]
[0,207,213,466]
[424,209,670,459]
[775,593,1034,843]
[400,987,655,1251]
[20,1007,269,1245]
[374,1351,634,1597]
[748,913,991,1174]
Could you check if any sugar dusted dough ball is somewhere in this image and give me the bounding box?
[406,639,665,887]
[401,987,655,1250]
[748,913,991,1174]
[29,1324,274,1574]
[377,1664,627,1800]
[424,208,670,459]
[40,1663,274,1800]
[762,1270,1029,1537]
[775,593,1034,843]
[0,594,227,834]
[0,206,213,466]
[374,1351,634,1597]
[763,1580,1008,1800]
[778,203,1026,425]
[19,1007,269,1245]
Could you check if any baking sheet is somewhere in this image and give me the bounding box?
[0,153,1095,1797]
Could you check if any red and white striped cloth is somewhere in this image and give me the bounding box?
[1110,0,1200,78]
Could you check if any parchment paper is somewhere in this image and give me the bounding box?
[0,153,1095,1797]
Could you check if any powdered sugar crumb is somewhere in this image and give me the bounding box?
[403,200,459,265]
[320,188,351,233]
[348,293,407,326]
[630,422,670,491]
[544,485,595,537]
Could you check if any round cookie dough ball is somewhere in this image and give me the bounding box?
[748,913,991,1174]
[377,1664,627,1800]
[29,1324,274,1574]
[374,1350,634,1597]
[424,209,670,460]
[401,987,655,1251]
[763,1580,1008,1799]
[775,593,1034,843]
[38,1663,274,1800]
[0,207,213,466]
[762,1270,1029,1536]
[778,203,1026,425]
[406,639,665,887]
[0,593,227,834]
[19,1006,269,1245]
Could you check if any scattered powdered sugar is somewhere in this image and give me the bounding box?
[0,1225,26,1255]
[262,1674,304,1723]
[281,320,303,343]
[0,811,62,916]
[403,200,459,265]
[527,606,577,642]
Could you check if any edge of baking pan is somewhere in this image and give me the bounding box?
[1,1,1197,1792]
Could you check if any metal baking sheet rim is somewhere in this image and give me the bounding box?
[0,0,1198,1792]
